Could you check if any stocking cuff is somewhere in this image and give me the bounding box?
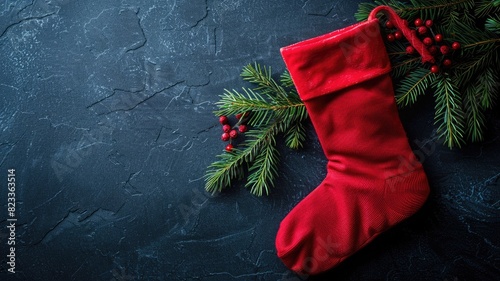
[281,19,391,101]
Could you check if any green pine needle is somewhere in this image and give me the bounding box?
[215,88,275,127]
[391,57,421,79]
[486,15,500,34]
[280,71,295,88]
[285,122,307,150]
[477,67,498,109]
[455,48,497,88]
[396,68,434,107]
[354,2,378,21]
[246,134,280,196]
[464,84,487,142]
[241,63,287,98]
[475,0,500,18]
[205,148,246,194]
[432,75,466,148]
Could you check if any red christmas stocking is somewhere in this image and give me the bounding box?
[276,6,432,274]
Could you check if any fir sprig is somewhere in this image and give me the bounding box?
[464,83,487,142]
[396,68,434,106]
[241,64,287,98]
[205,63,308,196]
[391,57,421,79]
[246,129,280,196]
[205,123,281,196]
[433,75,466,148]
[356,0,500,148]
[486,15,500,34]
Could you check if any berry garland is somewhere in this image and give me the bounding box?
[205,0,500,196]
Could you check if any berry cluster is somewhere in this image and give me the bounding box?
[218,113,249,152]
[385,18,461,73]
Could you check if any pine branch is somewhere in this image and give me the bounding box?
[432,75,466,148]
[205,148,246,194]
[442,10,461,33]
[274,98,308,125]
[386,38,407,53]
[285,121,306,150]
[391,57,421,79]
[403,0,475,19]
[464,84,487,142]
[475,0,500,18]
[454,20,498,53]
[241,63,287,98]
[485,15,500,34]
[463,39,500,50]
[246,133,280,196]
[280,71,294,88]
[205,63,308,196]
[205,122,281,195]
[354,2,379,21]
[396,68,434,106]
[455,46,498,88]
[476,66,498,109]
[461,8,476,28]
[215,88,275,127]
[215,76,307,127]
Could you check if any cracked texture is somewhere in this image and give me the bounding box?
[0,0,499,280]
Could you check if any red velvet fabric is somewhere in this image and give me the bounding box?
[276,17,430,274]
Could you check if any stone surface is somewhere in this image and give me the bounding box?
[0,0,498,280]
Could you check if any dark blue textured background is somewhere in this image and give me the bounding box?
[0,1,499,280]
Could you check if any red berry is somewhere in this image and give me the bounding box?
[387,34,395,42]
[394,30,403,40]
[443,59,452,67]
[221,132,230,141]
[452,42,461,50]
[219,115,228,125]
[235,112,249,119]
[428,45,438,55]
[440,45,450,55]
[434,34,443,42]
[406,46,416,55]
[425,19,433,27]
[238,124,248,133]
[418,26,428,35]
[222,124,231,133]
[225,144,233,152]
[414,18,423,27]
[229,129,238,139]
[430,65,439,73]
[386,21,394,29]
[423,37,433,46]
